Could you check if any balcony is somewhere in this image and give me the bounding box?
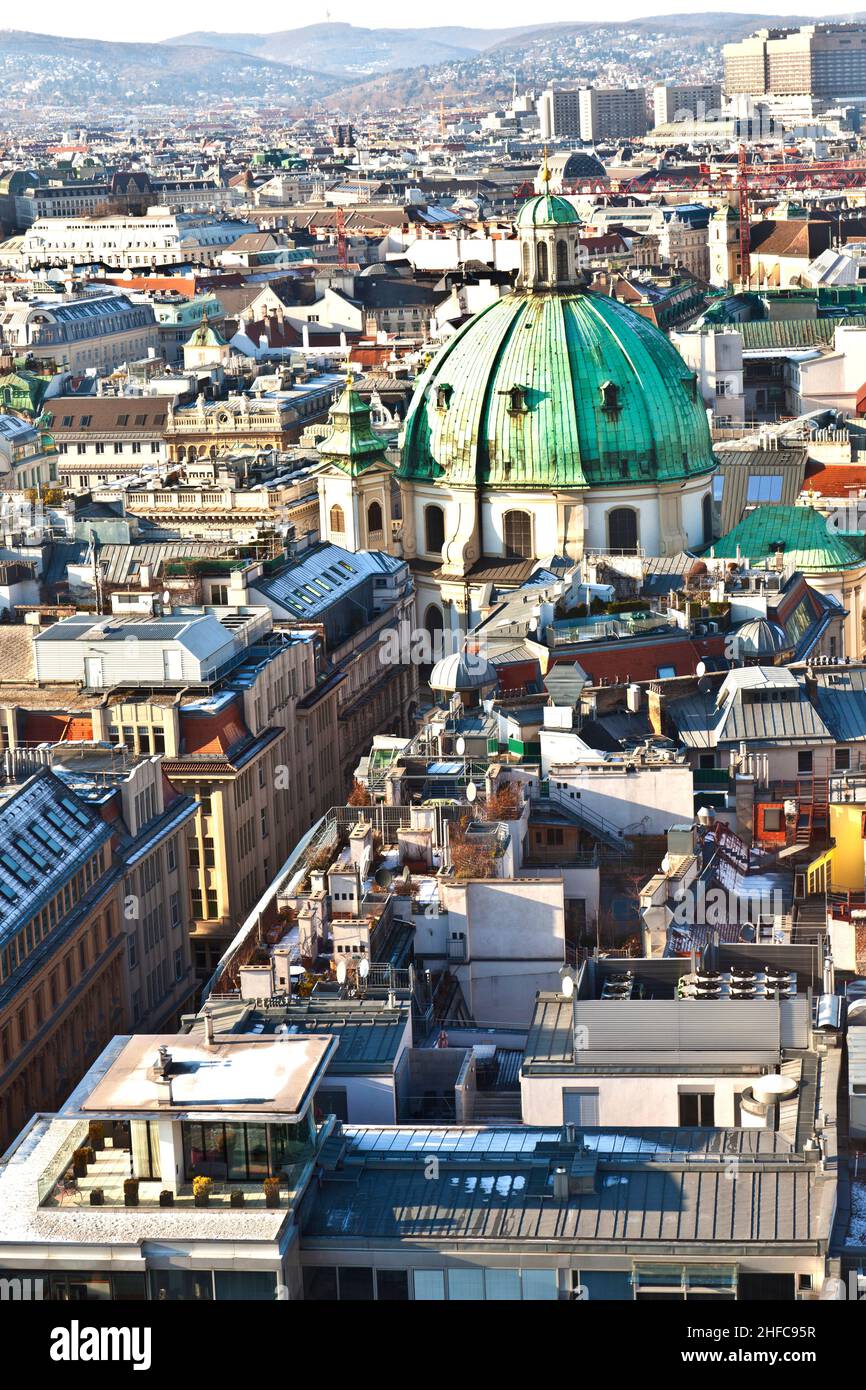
[40,1123,317,1213]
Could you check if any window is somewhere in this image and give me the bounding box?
[657,666,676,680]
[376,1270,409,1301]
[746,475,783,503]
[536,241,549,282]
[503,509,532,559]
[367,500,383,535]
[798,751,813,774]
[556,238,569,282]
[563,1090,599,1125]
[424,505,445,557]
[679,1091,715,1126]
[607,507,638,554]
[414,1269,446,1300]
[329,503,345,533]
[763,807,783,832]
[835,748,851,771]
[303,1267,337,1301]
[711,474,725,501]
[338,1267,374,1301]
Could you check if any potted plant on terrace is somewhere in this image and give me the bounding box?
[88,1121,105,1153]
[230,1189,245,1208]
[193,1175,212,1208]
[159,1190,174,1207]
[263,1175,281,1209]
[72,1147,88,1179]
[123,1178,139,1207]
[89,1187,104,1206]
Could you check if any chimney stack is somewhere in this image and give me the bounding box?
[204,1009,215,1046]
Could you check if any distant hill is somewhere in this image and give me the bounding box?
[165,23,541,77]
[0,28,343,110]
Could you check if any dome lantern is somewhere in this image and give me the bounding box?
[516,148,585,292]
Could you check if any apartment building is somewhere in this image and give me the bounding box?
[0,290,158,374]
[14,606,343,981]
[163,378,340,463]
[46,395,169,488]
[652,83,722,126]
[0,768,126,1152]
[0,413,57,491]
[1,210,253,273]
[578,88,649,143]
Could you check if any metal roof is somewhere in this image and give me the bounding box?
[399,289,715,489]
[252,541,404,620]
[302,1123,819,1247]
[709,504,864,573]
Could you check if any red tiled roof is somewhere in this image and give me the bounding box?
[802,463,866,496]
[559,635,726,685]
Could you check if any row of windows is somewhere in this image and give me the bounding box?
[302,1265,558,1301]
[0,849,106,986]
[329,501,383,535]
[1,908,114,1055]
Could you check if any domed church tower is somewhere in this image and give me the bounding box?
[396,162,717,646]
[316,377,395,552]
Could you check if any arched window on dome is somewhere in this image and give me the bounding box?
[424,504,446,557]
[367,500,383,538]
[536,241,549,283]
[522,243,531,284]
[556,239,569,283]
[503,509,533,559]
[607,507,638,555]
[329,503,346,535]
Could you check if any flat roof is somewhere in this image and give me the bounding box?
[78,1033,335,1121]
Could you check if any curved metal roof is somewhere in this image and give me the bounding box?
[399,289,715,489]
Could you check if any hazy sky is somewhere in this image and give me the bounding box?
[12,3,861,44]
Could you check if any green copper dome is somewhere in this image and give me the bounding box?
[515,193,580,227]
[398,291,716,489]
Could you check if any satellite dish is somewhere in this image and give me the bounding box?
[561,973,574,999]
[162,591,171,605]
[359,957,370,979]
[698,675,714,695]
[466,780,477,803]
[696,660,706,678]
[455,736,466,756]
[661,854,671,873]
[374,866,393,890]
[336,959,347,984]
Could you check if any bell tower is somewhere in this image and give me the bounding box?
[316,376,396,553]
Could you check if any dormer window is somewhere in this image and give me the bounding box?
[505,384,527,415]
[600,381,620,414]
[435,383,453,410]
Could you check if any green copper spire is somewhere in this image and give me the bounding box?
[317,375,390,477]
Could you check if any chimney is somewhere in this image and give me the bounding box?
[204,1009,215,1046]
[552,1167,569,1201]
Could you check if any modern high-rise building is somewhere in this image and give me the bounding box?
[724,23,866,113]
[577,87,649,143]
[652,82,723,127]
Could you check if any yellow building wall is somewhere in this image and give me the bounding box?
[825,804,866,892]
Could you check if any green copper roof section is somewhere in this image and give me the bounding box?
[515,193,580,227]
[398,290,716,489]
[708,504,864,572]
[317,379,389,476]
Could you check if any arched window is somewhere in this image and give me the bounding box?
[556,239,569,282]
[536,241,549,283]
[702,491,714,547]
[329,503,345,534]
[424,604,444,665]
[187,445,197,462]
[503,509,533,559]
[424,504,445,557]
[367,500,383,535]
[607,507,638,554]
[522,243,531,283]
